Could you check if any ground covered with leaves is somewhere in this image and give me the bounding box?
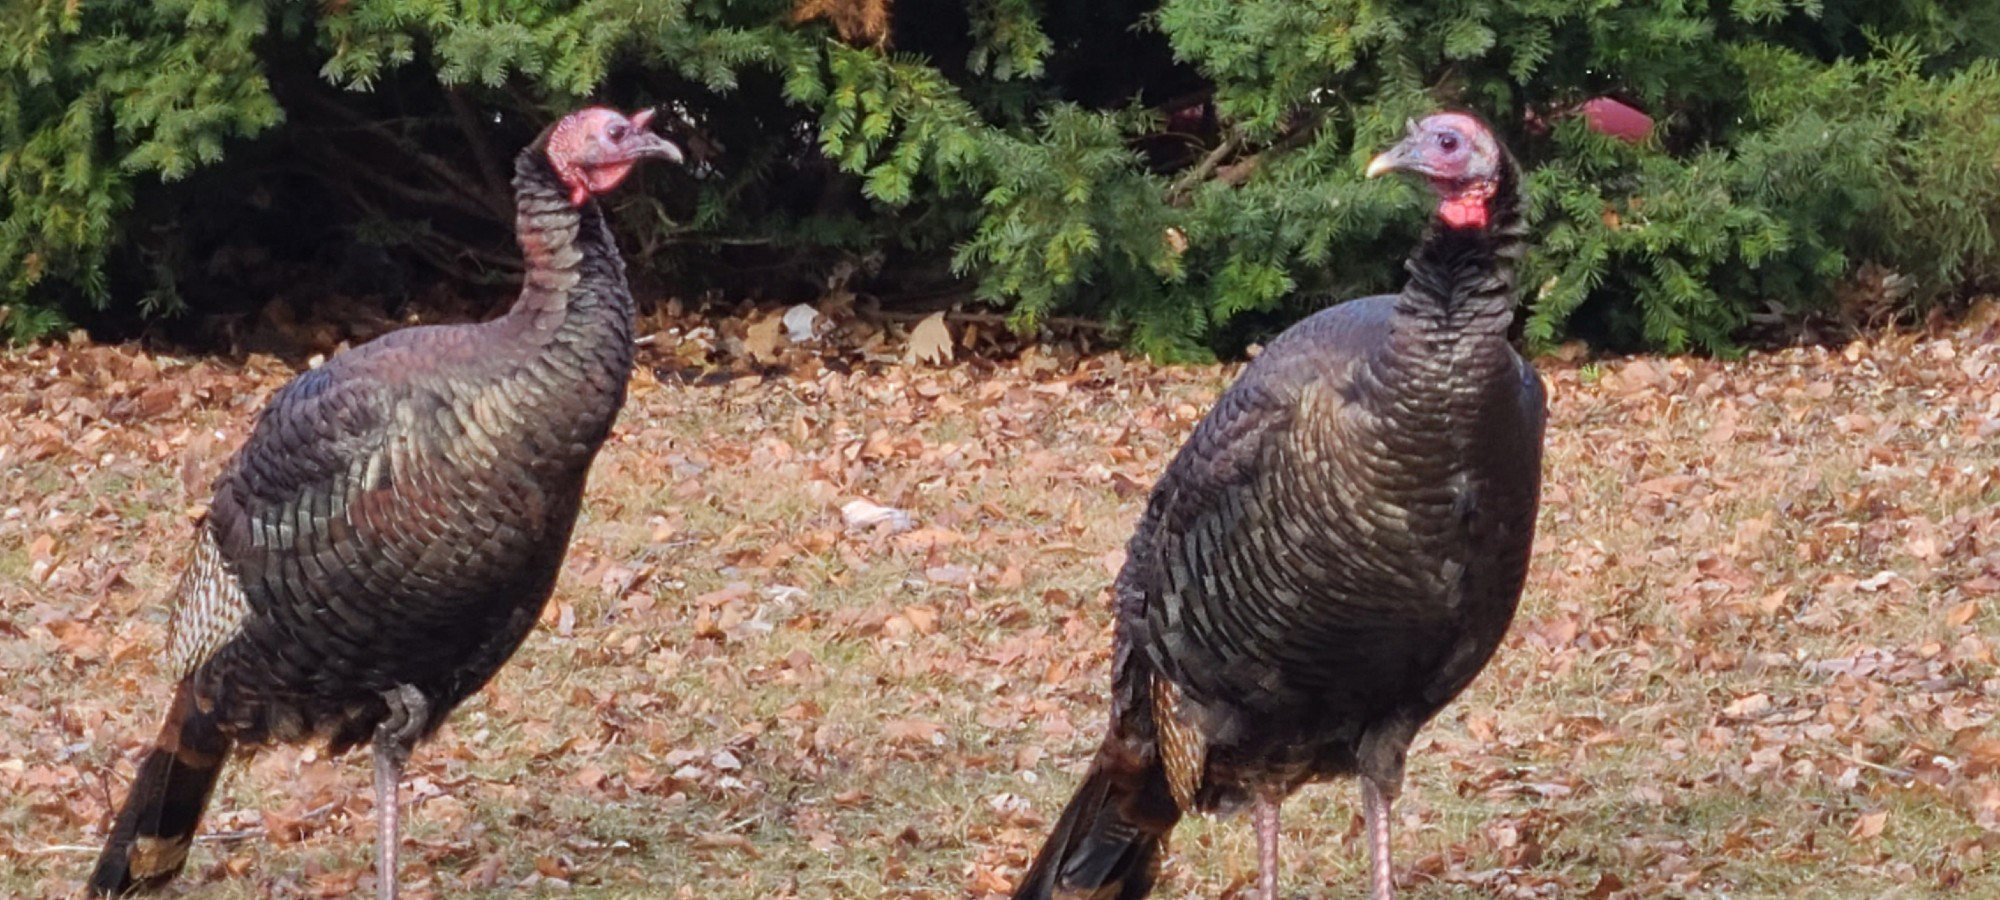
[3,309,2000,898]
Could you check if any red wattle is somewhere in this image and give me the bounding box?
[1439,196,1489,229]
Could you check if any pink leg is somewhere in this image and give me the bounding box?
[373,685,427,900]
[1361,778,1395,900]
[1253,791,1281,900]
[375,744,404,900]
[376,748,406,900]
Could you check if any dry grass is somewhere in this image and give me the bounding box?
[2,317,1998,898]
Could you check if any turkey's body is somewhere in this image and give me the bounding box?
[187,202,632,753]
[1133,288,1543,811]
[91,129,641,897]
[1015,124,1544,900]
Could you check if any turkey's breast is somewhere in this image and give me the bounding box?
[1126,295,1544,796]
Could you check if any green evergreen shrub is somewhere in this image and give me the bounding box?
[4,0,2000,355]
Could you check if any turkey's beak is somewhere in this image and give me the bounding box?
[1367,118,1422,179]
[1365,143,1413,179]
[630,132,685,166]
[625,107,685,165]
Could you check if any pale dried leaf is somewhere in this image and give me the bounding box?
[905,312,953,366]
[744,313,786,363]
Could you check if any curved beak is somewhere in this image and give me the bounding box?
[1366,140,1422,179]
[632,132,685,165]
[626,107,685,165]
[1365,118,1422,179]
[1364,149,1402,179]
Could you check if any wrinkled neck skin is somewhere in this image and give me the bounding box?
[1359,162,1529,444]
[1386,163,1525,364]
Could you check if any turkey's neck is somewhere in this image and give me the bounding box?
[1369,161,1527,432]
[1392,161,1525,343]
[496,148,636,410]
[506,150,633,341]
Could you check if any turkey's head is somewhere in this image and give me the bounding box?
[546,107,684,207]
[1366,112,1502,230]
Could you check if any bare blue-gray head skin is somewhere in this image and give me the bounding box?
[1366,112,1504,229]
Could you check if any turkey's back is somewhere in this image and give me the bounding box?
[186,302,633,754]
[1124,294,1544,801]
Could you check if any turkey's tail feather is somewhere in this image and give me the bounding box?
[90,682,231,896]
[1013,750,1181,900]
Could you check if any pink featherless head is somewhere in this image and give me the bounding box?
[545,106,684,207]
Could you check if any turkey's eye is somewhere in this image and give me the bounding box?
[607,123,629,141]
[1438,133,1460,153]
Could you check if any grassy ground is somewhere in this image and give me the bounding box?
[2,315,1998,898]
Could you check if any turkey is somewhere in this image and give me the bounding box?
[88,106,682,898]
[1012,111,1544,900]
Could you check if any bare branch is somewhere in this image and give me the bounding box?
[300,92,512,222]
[1165,129,1244,206]
[871,308,1107,332]
[1164,111,1329,204]
[298,143,503,224]
[314,173,521,284]
[1218,115,1325,187]
[445,88,511,201]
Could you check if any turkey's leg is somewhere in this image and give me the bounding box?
[373,685,429,900]
[373,741,406,900]
[1253,790,1281,900]
[1361,777,1395,900]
